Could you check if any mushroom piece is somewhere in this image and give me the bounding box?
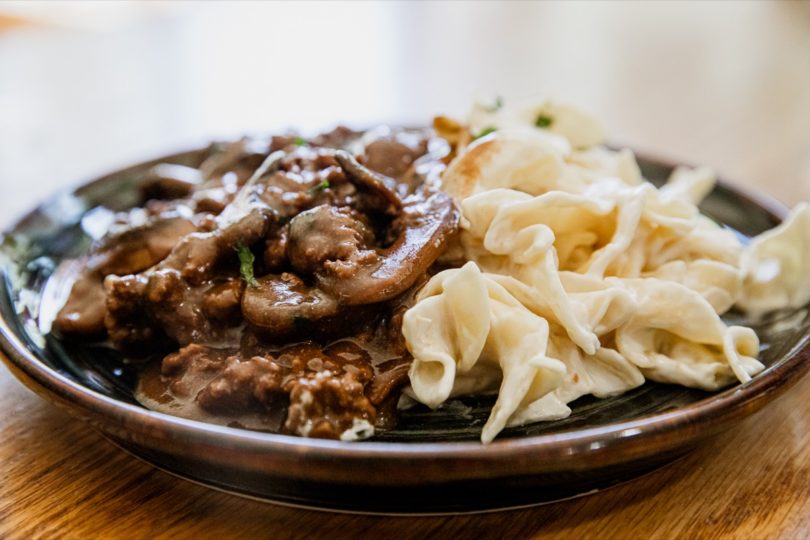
[96,149,281,335]
[53,215,197,337]
[286,191,458,306]
[53,273,108,336]
[286,205,377,278]
[141,164,203,200]
[334,191,458,305]
[91,216,199,276]
[198,138,272,186]
[103,206,276,349]
[241,273,341,336]
[152,206,273,286]
[253,191,457,333]
[334,150,402,215]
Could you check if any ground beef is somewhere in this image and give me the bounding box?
[363,135,428,180]
[287,205,378,277]
[155,340,381,439]
[56,125,458,439]
[285,370,375,438]
[202,278,245,321]
[197,355,285,414]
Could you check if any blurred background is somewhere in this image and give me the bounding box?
[1,0,809,223]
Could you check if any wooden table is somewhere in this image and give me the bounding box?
[1,365,808,539]
[1,2,810,538]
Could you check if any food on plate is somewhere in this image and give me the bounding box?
[54,127,458,440]
[52,99,810,442]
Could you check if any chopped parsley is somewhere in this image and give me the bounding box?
[294,136,308,146]
[474,126,497,140]
[534,113,554,128]
[235,244,257,287]
[310,179,330,193]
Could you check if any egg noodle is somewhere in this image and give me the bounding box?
[402,99,810,443]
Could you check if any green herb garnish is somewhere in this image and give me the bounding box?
[474,126,497,140]
[310,179,330,193]
[235,243,257,287]
[294,136,308,146]
[534,113,553,128]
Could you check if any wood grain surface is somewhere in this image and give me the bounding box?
[2,2,810,538]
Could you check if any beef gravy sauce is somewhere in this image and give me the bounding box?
[52,127,459,440]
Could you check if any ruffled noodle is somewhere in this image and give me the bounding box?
[441,128,573,201]
[614,278,762,389]
[737,203,810,316]
[403,262,567,443]
[401,99,806,442]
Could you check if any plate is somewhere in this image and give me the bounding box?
[1,148,809,514]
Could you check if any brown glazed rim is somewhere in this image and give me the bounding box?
[1,146,808,486]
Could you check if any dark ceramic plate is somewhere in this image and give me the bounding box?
[1,149,809,514]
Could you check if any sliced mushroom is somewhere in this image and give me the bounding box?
[286,205,377,278]
[198,138,272,186]
[103,206,276,349]
[89,216,198,276]
[159,206,275,285]
[241,273,340,335]
[334,150,402,215]
[53,273,108,336]
[141,164,203,200]
[54,215,197,337]
[316,191,459,305]
[362,132,429,180]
